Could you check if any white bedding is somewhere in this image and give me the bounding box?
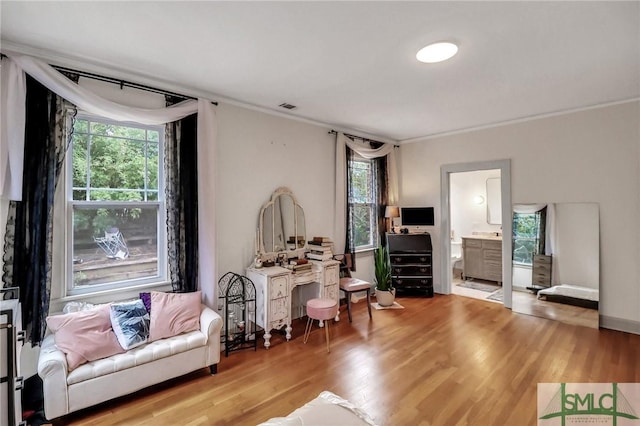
[538,284,599,302]
[258,391,377,426]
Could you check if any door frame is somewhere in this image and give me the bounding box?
[440,159,513,309]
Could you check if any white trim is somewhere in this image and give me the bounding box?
[599,315,640,335]
[64,116,168,297]
[440,159,512,309]
[400,98,640,145]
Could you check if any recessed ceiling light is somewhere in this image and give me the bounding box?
[416,42,458,63]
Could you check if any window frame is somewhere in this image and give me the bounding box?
[348,155,379,252]
[65,114,168,297]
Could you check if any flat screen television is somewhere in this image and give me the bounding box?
[401,207,435,227]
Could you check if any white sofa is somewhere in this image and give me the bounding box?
[37,304,222,420]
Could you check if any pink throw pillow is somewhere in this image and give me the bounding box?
[149,291,201,341]
[46,305,124,370]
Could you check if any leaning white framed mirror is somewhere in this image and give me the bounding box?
[511,202,599,329]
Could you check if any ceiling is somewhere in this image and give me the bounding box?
[2,1,639,142]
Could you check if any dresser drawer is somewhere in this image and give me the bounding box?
[482,239,502,250]
[392,265,432,276]
[269,297,289,321]
[324,284,338,301]
[269,275,289,298]
[533,254,552,265]
[532,263,551,275]
[324,265,339,286]
[394,277,433,288]
[463,238,482,248]
[483,250,502,262]
[532,273,551,286]
[390,254,431,264]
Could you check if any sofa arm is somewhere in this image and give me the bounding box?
[200,305,223,369]
[200,304,223,340]
[38,334,70,419]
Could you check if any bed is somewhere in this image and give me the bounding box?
[258,391,378,426]
[537,284,599,310]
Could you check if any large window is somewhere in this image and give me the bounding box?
[512,208,546,265]
[68,116,166,294]
[348,157,378,250]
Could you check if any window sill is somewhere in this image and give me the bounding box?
[50,281,172,313]
[354,246,376,254]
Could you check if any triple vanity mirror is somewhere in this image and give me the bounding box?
[258,187,306,261]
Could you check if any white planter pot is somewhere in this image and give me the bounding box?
[376,288,396,307]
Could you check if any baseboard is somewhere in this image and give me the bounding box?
[599,315,640,335]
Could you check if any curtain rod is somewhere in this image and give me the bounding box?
[52,65,218,105]
[0,54,217,104]
[328,130,399,147]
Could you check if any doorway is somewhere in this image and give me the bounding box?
[440,160,512,309]
[449,169,503,304]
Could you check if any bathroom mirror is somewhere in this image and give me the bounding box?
[486,177,502,225]
[259,187,306,257]
[511,202,599,328]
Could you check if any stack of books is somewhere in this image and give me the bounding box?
[306,237,334,261]
[289,258,313,273]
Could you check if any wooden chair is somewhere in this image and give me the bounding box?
[334,254,373,323]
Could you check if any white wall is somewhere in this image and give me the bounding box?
[554,203,600,290]
[214,102,376,286]
[215,103,338,278]
[398,101,640,332]
[450,169,502,242]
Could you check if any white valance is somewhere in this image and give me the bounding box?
[11,55,198,124]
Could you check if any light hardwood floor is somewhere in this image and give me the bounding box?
[452,275,599,329]
[51,295,640,426]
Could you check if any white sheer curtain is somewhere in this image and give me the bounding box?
[0,57,26,201]
[0,54,218,304]
[333,132,398,253]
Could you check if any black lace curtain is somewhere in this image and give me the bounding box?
[2,76,75,344]
[165,98,199,293]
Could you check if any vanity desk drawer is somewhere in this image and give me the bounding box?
[269,274,290,298]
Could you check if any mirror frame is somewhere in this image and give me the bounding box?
[486,177,502,225]
[258,187,306,259]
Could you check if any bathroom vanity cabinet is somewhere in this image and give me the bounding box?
[462,237,502,284]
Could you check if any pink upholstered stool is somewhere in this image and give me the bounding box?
[304,298,339,353]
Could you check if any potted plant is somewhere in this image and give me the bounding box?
[374,245,395,306]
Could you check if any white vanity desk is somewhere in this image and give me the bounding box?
[247,259,340,349]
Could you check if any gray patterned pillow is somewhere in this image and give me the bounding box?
[110,299,150,350]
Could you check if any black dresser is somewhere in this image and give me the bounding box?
[386,233,433,297]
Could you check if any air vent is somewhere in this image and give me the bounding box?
[279,103,297,110]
